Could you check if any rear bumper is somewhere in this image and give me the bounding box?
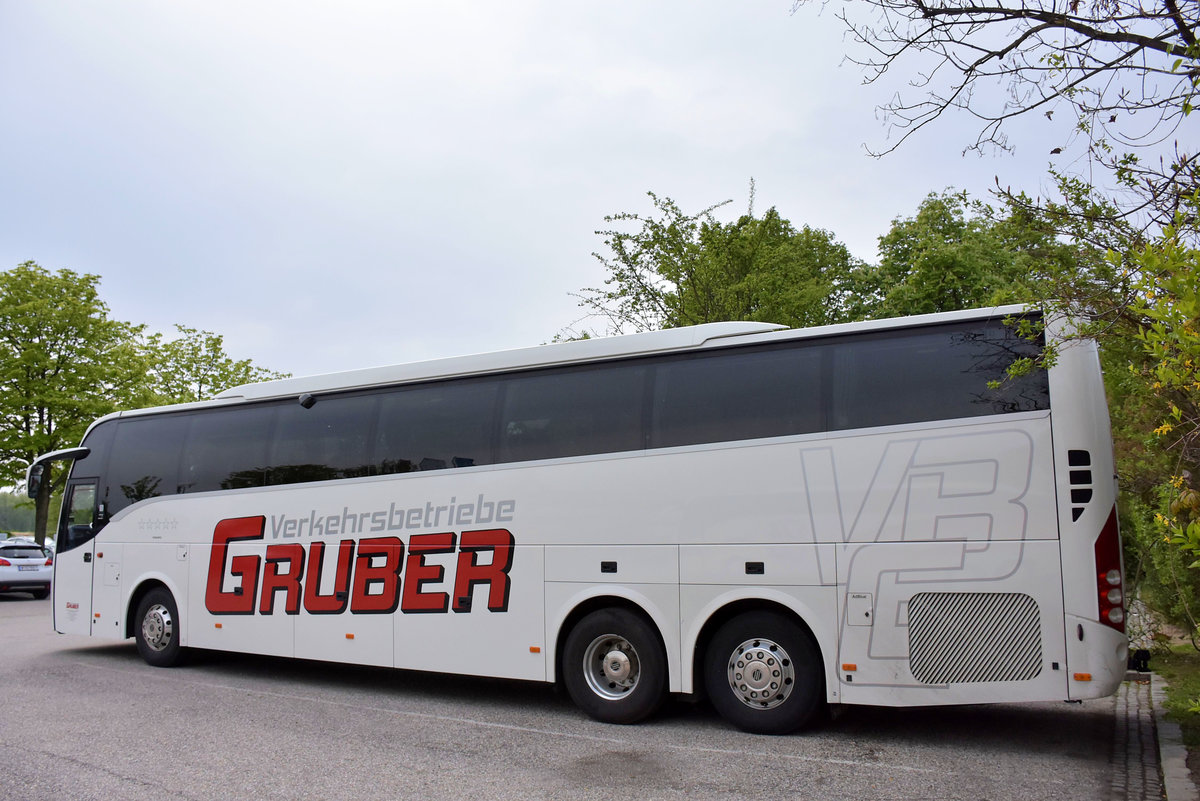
[0,580,52,592]
[1066,615,1128,699]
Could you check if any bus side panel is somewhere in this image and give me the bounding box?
[835,540,1068,706]
[794,419,1057,546]
[186,542,297,659]
[298,606,394,668]
[1047,334,1126,695]
[395,544,545,681]
[89,543,125,639]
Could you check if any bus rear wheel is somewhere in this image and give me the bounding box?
[135,588,185,667]
[704,610,824,734]
[563,608,666,724]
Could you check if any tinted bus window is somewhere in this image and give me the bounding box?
[376,380,498,473]
[182,405,275,492]
[72,420,116,480]
[270,394,377,484]
[499,364,647,463]
[652,346,825,448]
[106,415,189,514]
[830,322,1049,431]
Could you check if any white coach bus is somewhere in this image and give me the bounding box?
[29,305,1126,734]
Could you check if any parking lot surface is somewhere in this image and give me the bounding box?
[0,595,1127,800]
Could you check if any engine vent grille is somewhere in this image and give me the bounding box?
[909,592,1042,684]
[1068,449,1093,521]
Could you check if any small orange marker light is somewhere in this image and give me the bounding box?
[530,646,542,654]
[346,633,355,640]
[94,613,101,618]
[214,623,222,629]
[842,663,857,672]
[96,552,103,558]
[1074,673,1093,682]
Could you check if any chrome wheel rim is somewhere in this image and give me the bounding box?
[141,603,174,652]
[582,634,640,700]
[727,637,794,709]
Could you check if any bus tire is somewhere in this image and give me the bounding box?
[704,610,824,734]
[135,588,185,667]
[562,608,666,724]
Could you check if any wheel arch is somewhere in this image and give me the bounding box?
[550,589,675,689]
[125,576,183,641]
[686,590,833,699]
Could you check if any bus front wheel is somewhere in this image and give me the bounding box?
[135,588,184,667]
[704,610,824,734]
[562,608,666,724]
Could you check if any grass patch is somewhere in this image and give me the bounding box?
[1154,646,1200,748]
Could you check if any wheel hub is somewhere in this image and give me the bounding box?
[727,638,794,709]
[603,649,632,683]
[583,634,640,699]
[141,603,174,652]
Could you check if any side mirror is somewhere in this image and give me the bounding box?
[26,463,44,500]
[25,447,90,500]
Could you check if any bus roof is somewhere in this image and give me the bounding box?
[211,304,1031,404]
[215,321,786,402]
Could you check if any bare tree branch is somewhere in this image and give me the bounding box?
[797,0,1199,237]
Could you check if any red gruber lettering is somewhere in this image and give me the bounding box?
[206,516,265,614]
[204,518,514,616]
[350,536,404,614]
[260,544,306,615]
[453,529,515,613]
[303,540,354,614]
[402,532,456,613]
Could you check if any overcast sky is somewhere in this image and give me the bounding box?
[0,1,1065,379]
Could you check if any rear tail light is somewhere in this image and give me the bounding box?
[45,556,53,566]
[0,558,9,566]
[1095,507,1125,633]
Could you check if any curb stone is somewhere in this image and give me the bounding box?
[1115,673,1163,800]
[1152,673,1199,801]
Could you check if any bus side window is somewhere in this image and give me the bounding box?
[106,415,189,513]
[829,322,1049,431]
[183,405,275,492]
[651,346,824,448]
[498,365,646,463]
[270,394,377,484]
[376,380,498,474]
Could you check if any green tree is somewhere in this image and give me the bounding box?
[859,192,1035,316]
[0,262,147,544]
[834,190,1114,322]
[144,325,289,405]
[1126,235,1200,555]
[575,190,864,334]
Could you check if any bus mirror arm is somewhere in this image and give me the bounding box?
[25,446,92,499]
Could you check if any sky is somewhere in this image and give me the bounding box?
[0,1,1068,379]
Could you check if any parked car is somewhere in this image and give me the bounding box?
[0,541,52,599]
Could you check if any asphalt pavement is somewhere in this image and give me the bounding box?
[0,594,1194,801]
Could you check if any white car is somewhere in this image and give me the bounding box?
[0,541,52,599]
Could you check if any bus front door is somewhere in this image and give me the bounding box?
[53,480,99,636]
